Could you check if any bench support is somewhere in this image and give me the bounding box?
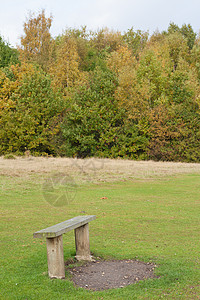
[46,235,65,279]
[75,223,93,261]
[34,216,96,279]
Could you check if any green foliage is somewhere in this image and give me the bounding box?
[172,103,200,162]
[168,69,195,104]
[136,50,165,108]
[90,27,123,53]
[60,68,121,157]
[3,153,16,159]
[123,27,149,57]
[148,100,200,162]
[180,24,197,50]
[165,22,196,50]
[60,67,148,159]
[166,32,189,71]
[0,36,19,68]
[191,39,200,82]
[0,64,64,155]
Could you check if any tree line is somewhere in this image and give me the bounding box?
[0,10,200,161]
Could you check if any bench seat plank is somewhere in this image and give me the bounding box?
[33,215,96,239]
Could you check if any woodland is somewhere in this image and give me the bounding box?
[0,10,200,162]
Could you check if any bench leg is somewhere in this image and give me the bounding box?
[75,223,93,261]
[46,235,65,279]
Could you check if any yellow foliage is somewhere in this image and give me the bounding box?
[107,45,135,75]
[107,46,149,118]
[49,36,88,93]
[0,63,36,113]
[19,9,53,70]
[92,28,123,52]
[115,66,150,119]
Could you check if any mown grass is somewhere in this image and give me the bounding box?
[0,172,200,299]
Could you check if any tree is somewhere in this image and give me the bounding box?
[0,36,19,68]
[136,49,166,108]
[180,24,196,50]
[49,34,86,94]
[0,63,64,155]
[60,67,120,157]
[148,104,183,161]
[19,9,53,70]
[91,28,123,53]
[107,45,135,74]
[148,101,200,162]
[60,64,149,159]
[191,36,200,82]
[107,45,147,118]
[165,22,196,50]
[166,32,189,71]
[63,26,92,71]
[167,58,199,105]
[123,27,149,58]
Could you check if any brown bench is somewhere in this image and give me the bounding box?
[33,215,96,279]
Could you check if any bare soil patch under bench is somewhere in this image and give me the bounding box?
[68,259,157,291]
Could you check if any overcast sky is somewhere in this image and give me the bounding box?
[1,0,200,47]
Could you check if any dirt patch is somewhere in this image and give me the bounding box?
[68,259,157,291]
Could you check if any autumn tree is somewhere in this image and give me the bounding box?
[49,34,87,94]
[19,9,53,70]
[63,27,96,72]
[147,104,182,161]
[148,100,200,162]
[91,28,123,53]
[165,32,189,71]
[136,49,167,108]
[191,35,200,82]
[107,45,147,117]
[107,45,135,74]
[1,19,200,162]
[148,49,200,162]
[123,28,149,58]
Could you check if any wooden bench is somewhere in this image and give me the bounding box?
[33,215,96,279]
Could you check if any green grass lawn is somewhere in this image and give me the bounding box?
[0,172,200,299]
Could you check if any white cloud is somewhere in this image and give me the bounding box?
[1,0,200,46]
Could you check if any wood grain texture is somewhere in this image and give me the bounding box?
[75,223,93,261]
[33,215,96,238]
[46,235,65,279]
